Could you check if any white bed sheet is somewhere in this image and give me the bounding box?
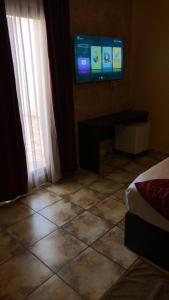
[126,158,169,232]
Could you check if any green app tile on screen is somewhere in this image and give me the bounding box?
[91,46,102,70]
[113,47,122,69]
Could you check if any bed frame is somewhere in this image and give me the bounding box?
[125,212,169,271]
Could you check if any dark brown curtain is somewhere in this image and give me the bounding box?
[0,1,28,202]
[43,0,77,177]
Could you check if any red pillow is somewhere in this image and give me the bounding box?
[135,179,169,221]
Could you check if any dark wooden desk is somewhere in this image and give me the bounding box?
[78,110,148,173]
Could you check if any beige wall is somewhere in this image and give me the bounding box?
[69,0,132,121]
[131,0,169,152]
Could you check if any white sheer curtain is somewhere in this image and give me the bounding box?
[5,0,61,188]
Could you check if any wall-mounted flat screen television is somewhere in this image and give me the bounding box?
[74,34,124,83]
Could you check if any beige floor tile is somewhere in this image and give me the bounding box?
[148,150,168,161]
[64,211,110,245]
[104,156,131,168]
[123,162,147,176]
[135,155,157,167]
[99,140,114,161]
[112,188,126,204]
[89,178,123,195]
[39,199,83,226]
[0,231,24,265]
[26,275,82,300]
[67,187,105,209]
[22,190,61,211]
[58,247,124,300]
[0,202,34,228]
[90,197,127,225]
[99,164,116,176]
[0,251,52,300]
[117,218,125,230]
[44,181,82,196]
[93,226,137,269]
[107,169,135,184]
[1,151,163,300]
[7,214,57,247]
[73,169,99,186]
[30,229,87,272]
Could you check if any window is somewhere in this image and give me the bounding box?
[6,0,60,187]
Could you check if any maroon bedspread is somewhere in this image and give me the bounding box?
[135,179,169,221]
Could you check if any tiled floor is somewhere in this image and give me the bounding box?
[0,150,167,300]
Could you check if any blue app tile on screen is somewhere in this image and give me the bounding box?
[102,47,113,69]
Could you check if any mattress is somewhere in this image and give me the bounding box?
[126,157,169,232]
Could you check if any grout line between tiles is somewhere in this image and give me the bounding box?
[41,183,84,198]
[0,153,166,299]
[36,205,85,228]
[0,209,36,231]
[22,194,63,213]
[27,246,87,299]
[22,273,55,300]
[56,273,86,299]
[89,245,127,271]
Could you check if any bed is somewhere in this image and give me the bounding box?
[125,158,169,271]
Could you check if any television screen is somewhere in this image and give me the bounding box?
[74,34,124,83]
